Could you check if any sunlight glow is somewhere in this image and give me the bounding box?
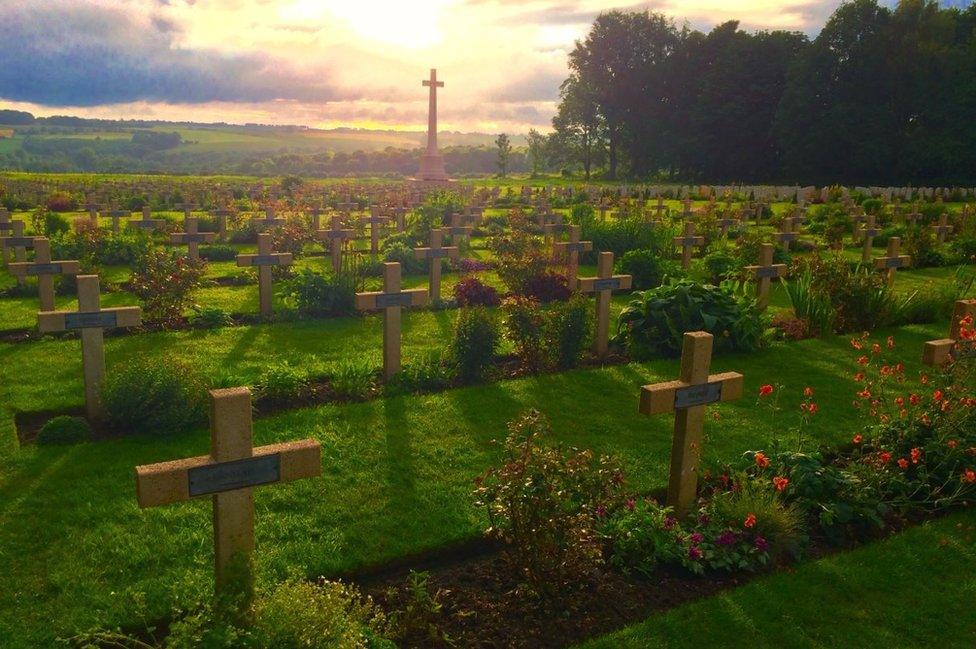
[281,0,452,49]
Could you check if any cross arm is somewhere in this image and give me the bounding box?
[873,255,911,270]
[355,289,428,310]
[639,372,744,416]
[414,246,459,261]
[8,260,81,278]
[38,306,142,333]
[236,253,294,267]
[135,439,321,508]
[744,263,787,279]
[578,274,632,293]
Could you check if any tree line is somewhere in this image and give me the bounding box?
[547,0,976,185]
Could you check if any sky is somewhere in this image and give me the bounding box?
[0,0,890,134]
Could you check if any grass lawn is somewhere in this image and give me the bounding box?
[0,319,958,646]
[580,508,976,649]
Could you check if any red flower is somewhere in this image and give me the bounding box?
[754,452,770,469]
[894,397,904,407]
[879,451,892,464]
[744,513,757,528]
[963,469,976,484]
[886,336,895,349]
[806,403,819,415]
[871,343,881,354]
[772,476,789,492]
[850,338,863,350]
[910,447,922,464]
[857,356,869,366]
[909,393,920,406]
[759,384,774,397]
[933,390,944,402]
[948,439,958,449]
[853,434,863,444]
[897,458,909,470]
[803,387,814,397]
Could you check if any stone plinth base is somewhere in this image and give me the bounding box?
[417,152,449,181]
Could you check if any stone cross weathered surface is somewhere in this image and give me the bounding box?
[874,236,911,287]
[171,217,216,262]
[106,210,129,233]
[418,68,449,181]
[254,206,286,230]
[933,213,953,245]
[130,207,165,232]
[577,251,631,357]
[38,275,141,418]
[175,203,198,221]
[319,216,355,274]
[236,233,293,317]
[212,209,234,236]
[1,220,35,284]
[362,212,390,256]
[355,262,427,379]
[445,213,473,244]
[552,224,592,281]
[414,228,458,302]
[744,243,787,311]
[84,202,101,227]
[775,217,798,252]
[639,332,744,517]
[674,221,704,270]
[859,215,881,262]
[135,387,321,599]
[922,299,976,366]
[8,237,80,311]
[0,210,13,264]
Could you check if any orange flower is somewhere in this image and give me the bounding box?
[963,469,976,484]
[897,458,909,470]
[857,356,869,366]
[850,338,863,350]
[909,393,920,406]
[879,451,892,464]
[744,513,757,528]
[894,397,904,406]
[772,476,789,492]
[853,434,863,444]
[872,343,881,354]
[961,315,974,327]
[933,389,944,402]
[886,336,895,349]
[755,452,770,469]
[854,372,866,382]
[804,386,814,397]
[806,403,819,415]
[948,440,958,449]
[759,384,774,397]
[911,447,922,464]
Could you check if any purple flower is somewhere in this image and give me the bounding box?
[697,513,710,525]
[595,505,606,518]
[688,546,703,560]
[664,516,677,530]
[626,498,636,511]
[754,536,769,552]
[690,532,704,545]
[717,530,738,546]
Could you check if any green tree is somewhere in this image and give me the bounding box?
[495,133,512,177]
[526,129,547,176]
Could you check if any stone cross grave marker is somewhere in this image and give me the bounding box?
[175,203,197,221]
[775,217,798,252]
[130,207,165,232]
[236,233,293,317]
[652,196,667,218]
[922,299,976,366]
[105,210,129,233]
[309,207,323,232]
[171,217,216,262]
[933,213,953,245]
[135,387,321,599]
[355,262,427,379]
[337,200,356,217]
[859,215,881,262]
[254,206,286,230]
[38,275,141,418]
[905,202,922,227]
[577,251,632,357]
[414,228,458,302]
[744,243,787,311]
[84,201,102,227]
[552,224,592,281]
[445,213,473,244]
[0,209,12,264]
[212,208,233,236]
[1,220,35,284]
[639,332,744,517]
[716,210,738,237]
[362,211,390,256]
[8,237,80,311]
[874,236,911,287]
[674,221,704,270]
[681,198,693,219]
[319,216,355,274]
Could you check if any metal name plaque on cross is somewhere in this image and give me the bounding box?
[593,278,622,291]
[28,263,63,275]
[3,237,34,248]
[674,382,723,409]
[566,243,588,253]
[187,453,281,497]
[375,292,414,308]
[884,257,905,268]
[778,233,797,242]
[65,311,118,330]
[132,221,157,229]
[754,266,780,279]
[182,234,209,243]
[250,255,282,265]
[426,248,449,259]
[326,230,350,239]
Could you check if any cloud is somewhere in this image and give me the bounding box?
[0,0,346,106]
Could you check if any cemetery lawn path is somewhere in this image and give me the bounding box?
[0,321,961,645]
[579,508,976,649]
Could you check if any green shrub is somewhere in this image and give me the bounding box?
[329,359,378,401]
[93,231,153,266]
[31,210,70,236]
[189,306,234,329]
[616,279,767,358]
[795,254,903,333]
[451,307,500,382]
[199,244,239,262]
[473,410,624,598]
[784,269,835,336]
[36,415,91,445]
[702,245,739,283]
[950,236,976,263]
[707,476,804,561]
[101,355,207,436]
[390,352,457,394]
[502,296,546,371]
[382,241,425,275]
[546,294,592,369]
[618,249,682,290]
[284,269,357,317]
[256,361,311,404]
[129,249,207,327]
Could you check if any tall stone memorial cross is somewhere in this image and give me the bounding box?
[552,224,592,281]
[355,263,427,379]
[236,233,293,317]
[744,243,787,311]
[933,213,953,245]
[577,251,631,357]
[319,217,355,274]
[673,221,704,270]
[130,207,165,233]
[254,206,286,230]
[922,299,976,366]
[363,211,390,256]
[38,275,141,418]
[1,220,35,285]
[414,228,458,302]
[171,218,216,262]
[874,237,911,287]
[135,387,321,599]
[418,68,449,181]
[775,217,798,252]
[638,332,744,517]
[8,237,80,311]
[859,215,881,262]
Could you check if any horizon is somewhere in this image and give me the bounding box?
[0,0,917,135]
